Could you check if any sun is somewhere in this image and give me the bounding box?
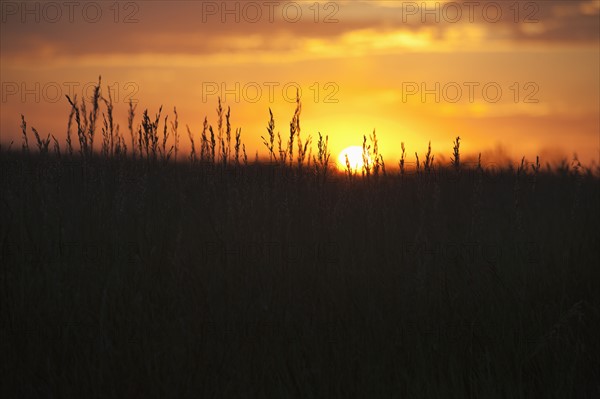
[337,146,372,172]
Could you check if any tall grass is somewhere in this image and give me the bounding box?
[1,78,599,398]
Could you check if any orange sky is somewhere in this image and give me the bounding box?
[1,0,599,166]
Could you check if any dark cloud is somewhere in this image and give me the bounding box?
[1,1,598,60]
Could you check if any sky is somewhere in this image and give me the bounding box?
[1,0,599,167]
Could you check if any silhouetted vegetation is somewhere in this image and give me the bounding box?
[1,79,599,398]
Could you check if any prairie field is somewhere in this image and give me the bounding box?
[1,89,599,398]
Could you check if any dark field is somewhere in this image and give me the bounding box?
[1,96,600,398]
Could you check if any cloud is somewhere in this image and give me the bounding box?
[1,0,597,66]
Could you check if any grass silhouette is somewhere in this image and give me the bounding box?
[1,78,599,398]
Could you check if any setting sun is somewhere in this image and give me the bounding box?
[337,146,372,172]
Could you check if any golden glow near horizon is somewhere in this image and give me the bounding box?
[0,1,598,165]
[337,146,372,172]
